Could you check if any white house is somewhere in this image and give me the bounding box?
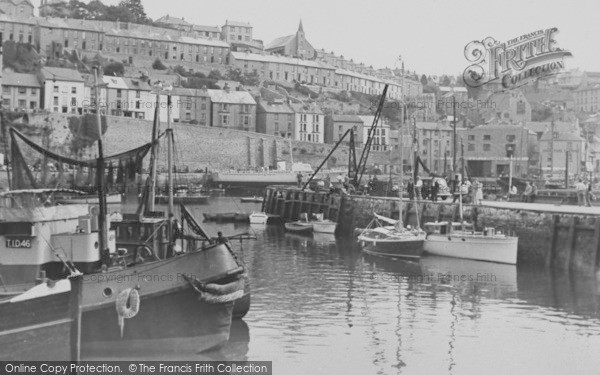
[38,67,84,114]
[289,103,324,143]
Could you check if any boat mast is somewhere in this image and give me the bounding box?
[93,67,108,265]
[166,95,174,243]
[147,93,160,212]
[398,102,404,228]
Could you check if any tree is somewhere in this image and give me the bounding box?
[118,0,149,23]
[208,70,223,80]
[152,58,167,70]
[183,77,219,90]
[420,74,428,86]
[103,61,124,76]
[441,75,451,86]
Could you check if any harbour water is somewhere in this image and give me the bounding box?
[83,195,600,374]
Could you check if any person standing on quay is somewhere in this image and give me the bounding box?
[522,182,532,202]
[407,178,415,200]
[431,178,439,202]
[575,179,587,206]
[586,180,593,207]
[415,177,423,200]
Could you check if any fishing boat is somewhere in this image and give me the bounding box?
[0,276,82,360]
[155,185,209,204]
[203,212,250,222]
[240,196,264,203]
[1,78,245,351]
[358,213,426,259]
[423,174,518,264]
[56,193,122,205]
[249,212,268,224]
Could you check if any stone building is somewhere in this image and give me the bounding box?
[358,115,390,152]
[0,0,33,18]
[1,71,40,111]
[207,87,256,131]
[458,124,535,178]
[539,131,586,178]
[256,99,294,138]
[324,114,363,145]
[171,86,210,125]
[265,21,315,59]
[413,121,453,174]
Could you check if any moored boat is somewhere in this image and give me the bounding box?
[203,212,250,222]
[240,196,264,203]
[358,213,426,259]
[284,222,313,234]
[249,212,268,224]
[0,276,82,360]
[310,213,337,234]
[423,222,518,264]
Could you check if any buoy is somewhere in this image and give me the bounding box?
[115,288,140,338]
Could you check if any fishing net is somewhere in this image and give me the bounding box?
[9,125,160,193]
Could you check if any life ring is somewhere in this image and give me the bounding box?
[116,288,140,319]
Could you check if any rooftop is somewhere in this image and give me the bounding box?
[330,114,362,122]
[39,67,84,82]
[230,51,335,70]
[2,72,40,87]
[257,101,294,114]
[224,20,252,28]
[540,131,585,142]
[207,89,256,104]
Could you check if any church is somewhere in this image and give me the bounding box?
[265,20,316,59]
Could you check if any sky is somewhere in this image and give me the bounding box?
[100,0,599,77]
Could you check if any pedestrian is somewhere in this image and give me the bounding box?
[586,180,594,207]
[415,177,423,200]
[431,178,439,202]
[529,184,538,203]
[575,179,587,206]
[521,181,532,202]
[296,172,303,188]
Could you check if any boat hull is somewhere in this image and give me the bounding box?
[249,213,268,224]
[81,286,233,354]
[312,221,337,234]
[424,234,518,264]
[0,279,80,361]
[78,245,242,351]
[155,195,209,204]
[360,238,425,259]
[284,222,313,234]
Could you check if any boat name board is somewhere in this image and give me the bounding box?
[5,236,32,248]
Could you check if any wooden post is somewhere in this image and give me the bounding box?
[595,219,600,268]
[69,275,83,361]
[565,216,577,271]
[548,215,560,268]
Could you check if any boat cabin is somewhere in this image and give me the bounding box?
[424,221,500,237]
[424,221,475,235]
[111,213,172,262]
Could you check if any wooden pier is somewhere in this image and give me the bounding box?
[263,186,600,271]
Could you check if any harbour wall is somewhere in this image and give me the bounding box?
[18,113,390,171]
[263,187,600,271]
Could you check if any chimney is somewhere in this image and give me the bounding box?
[224,83,230,92]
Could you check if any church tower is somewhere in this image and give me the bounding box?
[295,20,305,57]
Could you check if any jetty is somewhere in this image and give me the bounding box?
[262,186,600,272]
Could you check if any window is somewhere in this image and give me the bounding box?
[506,135,516,142]
[483,144,491,151]
[71,97,77,106]
[53,86,59,93]
[53,97,59,106]
[136,90,140,98]
[468,135,475,141]
[221,114,229,125]
[244,116,249,126]
[31,88,37,95]
[220,103,229,111]
[18,99,26,108]
[2,98,9,107]
[483,135,491,141]
[136,101,140,109]
[117,89,122,98]
[71,87,77,94]
[2,86,9,94]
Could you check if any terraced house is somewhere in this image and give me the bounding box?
[207,87,256,131]
[1,71,40,111]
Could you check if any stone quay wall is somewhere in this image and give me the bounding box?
[263,187,600,271]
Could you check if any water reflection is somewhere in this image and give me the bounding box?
[93,197,600,374]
